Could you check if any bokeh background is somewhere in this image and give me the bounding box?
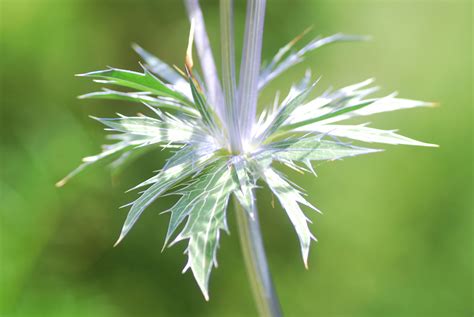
[1,0,472,316]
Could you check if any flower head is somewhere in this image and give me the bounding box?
[58,0,436,300]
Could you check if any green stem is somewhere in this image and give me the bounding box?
[233,197,282,317]
[220,0,242,152]
[238,0,266,142]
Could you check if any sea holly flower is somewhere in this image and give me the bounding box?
[58,0,436,315]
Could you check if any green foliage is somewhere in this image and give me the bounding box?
[116,146,218,246]
[262,167,316,267]
[265,135,381,162]
[78,68,191,105]
[79,89,199,116]
[259,32,368,90]
[231,158,256,217]
[166,159,235,300]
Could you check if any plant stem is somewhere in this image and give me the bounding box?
[220,0,242,152]
[233,197,282,317]
[238,0,267,143]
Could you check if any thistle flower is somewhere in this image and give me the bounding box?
[58,0,436,314]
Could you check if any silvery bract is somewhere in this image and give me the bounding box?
[59,0,436,300]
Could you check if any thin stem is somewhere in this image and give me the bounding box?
[238,0,267,144]
[220,0,242,153]
[233,197,282,317]
[184,0,224,119]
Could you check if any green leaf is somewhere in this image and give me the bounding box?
[93,115,204,144]
[283,70,312,103]
[79,89,199,116]
[259,32,368,90]
[295,124,438,147]
[264,135,381,162]
[166,159,235,300]
[56,134,152,187]
[261,82,317,140]
[131,145,220,191]
[278,99,376,134]
[78,67,191,105]
[132,43,186,85]
[231,158,256,217]
[283,79,434,130]
[262,167,316,267]
[115,146,219,246]
[320,97,435,124]
[188,76,221,133]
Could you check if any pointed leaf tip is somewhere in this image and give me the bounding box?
[202,289,210,301]
[113,235,124,248]
[185,18,196,71]
[55,179,66,188]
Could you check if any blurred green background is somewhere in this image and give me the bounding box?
[1,0,472,316]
